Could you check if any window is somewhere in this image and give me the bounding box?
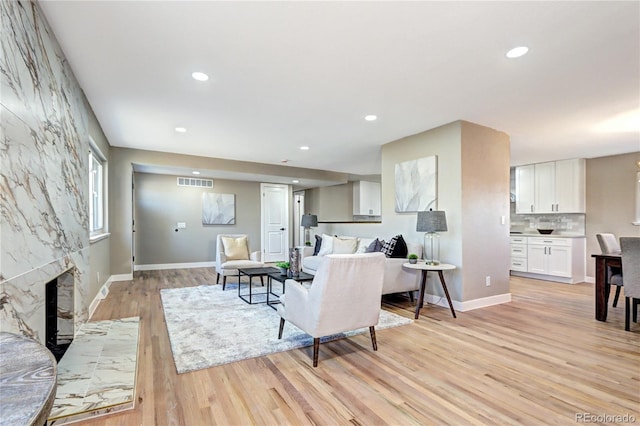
[89,138,107,238]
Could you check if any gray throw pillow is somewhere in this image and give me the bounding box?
[366,238,385,253]
[313,235,322,256]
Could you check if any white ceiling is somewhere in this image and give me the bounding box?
[39,1,639,177]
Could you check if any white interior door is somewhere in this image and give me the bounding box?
[261,183,290,262]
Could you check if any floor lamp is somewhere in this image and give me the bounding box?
[416,210,448,265]
[301,214,318,246]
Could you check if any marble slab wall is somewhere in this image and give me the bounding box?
[0,1,91,343]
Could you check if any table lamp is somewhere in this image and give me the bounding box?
[416,209,448,265]
[301,214,318,246]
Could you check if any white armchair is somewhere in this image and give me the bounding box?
[215,234,263,290]
[276,252,386,367]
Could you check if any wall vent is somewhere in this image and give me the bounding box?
[177,177,213,188]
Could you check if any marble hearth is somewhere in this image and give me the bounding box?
[48,317,140,425]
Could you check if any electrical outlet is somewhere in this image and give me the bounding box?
[177,222,187,229]
[485,276,491,286]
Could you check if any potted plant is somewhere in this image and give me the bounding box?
[276,261,290,275]
[408,253,419,264]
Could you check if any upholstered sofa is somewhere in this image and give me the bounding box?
[297,235,422,296]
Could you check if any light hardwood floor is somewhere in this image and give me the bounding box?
[86,269,639,425]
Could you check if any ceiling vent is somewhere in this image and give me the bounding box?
[177,177,213,188]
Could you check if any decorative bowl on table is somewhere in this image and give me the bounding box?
[537,229,554,234]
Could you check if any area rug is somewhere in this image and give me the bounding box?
[160,283,413,374]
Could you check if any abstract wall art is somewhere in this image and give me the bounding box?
[202,193,235,225]
[394,156,437,212]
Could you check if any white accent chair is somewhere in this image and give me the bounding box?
[596,233,623,307]
[620,237,640,331]
[215,234,263,290]
[276,253,386,367]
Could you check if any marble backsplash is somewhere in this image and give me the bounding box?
[0,1,91,343]
[510,210,586,236]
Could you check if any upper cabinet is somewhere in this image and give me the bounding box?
[515,165,535,214]
[353,181,381,216]
[516,159,585,214]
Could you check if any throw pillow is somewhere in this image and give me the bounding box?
[313,235,322,256]
[356,238,375,254]
[389,235,408,258]
[221,236,249,260]
[381,237,397,257]
[366,238,385,253]
[317,234,334,256]
[332,236,358,254]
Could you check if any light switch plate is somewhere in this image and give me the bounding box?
[177,222,186,229]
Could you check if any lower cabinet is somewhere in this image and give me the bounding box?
[510,236,585,283]
[527,240,571,277]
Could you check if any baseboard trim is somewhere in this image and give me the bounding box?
[585,276,595,284]
[89,277,116,319]
[510,271,582,284]
[424,292,512,312]
[110,273,134,281]
[134,261,215,271]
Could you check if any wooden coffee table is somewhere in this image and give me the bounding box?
[266,271,314,309]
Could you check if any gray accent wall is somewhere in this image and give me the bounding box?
[305,182,354,222]
[586,152,640,277]
[134,173,261,266]
[110,147,346,274]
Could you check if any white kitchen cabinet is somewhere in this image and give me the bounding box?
[515,165,535,214]
[534,162,556,213]
[509,236,528,272]
[554,159,586,213]
[511,236,585,283]
[515,159,585,214]
[527,240,571,277]
[353,181,381,216]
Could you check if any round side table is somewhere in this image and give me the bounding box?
[403,262,457,319]
[0,332,57,425]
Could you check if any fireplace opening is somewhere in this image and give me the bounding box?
[45,272,74,362]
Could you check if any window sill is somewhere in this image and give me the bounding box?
[90,232,110,244]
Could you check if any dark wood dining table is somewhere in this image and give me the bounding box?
[592,253,622,321]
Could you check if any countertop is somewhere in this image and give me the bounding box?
[510,233,586,238]
[0,332,57,426]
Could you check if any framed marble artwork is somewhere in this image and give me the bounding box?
[202,193,235,225]
[394,155,437,212]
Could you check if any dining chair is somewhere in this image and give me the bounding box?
[620,237,640,331]
[276,253,385,367]
[596,233,623,307]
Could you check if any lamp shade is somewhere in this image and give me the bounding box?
[301,214,318,228]
[416,210,447,233]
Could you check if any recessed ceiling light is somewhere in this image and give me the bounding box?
[300,146,310,150]
[292,180,299,184]
[506,46,529,59]
[191,71,209,81]
[192,171,200,175]
[364,115,377,121]
[175,127,187,133]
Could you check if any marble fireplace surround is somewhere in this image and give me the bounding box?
[46,268,75,349]
[0,251,90,346]
[1,1,93,345]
